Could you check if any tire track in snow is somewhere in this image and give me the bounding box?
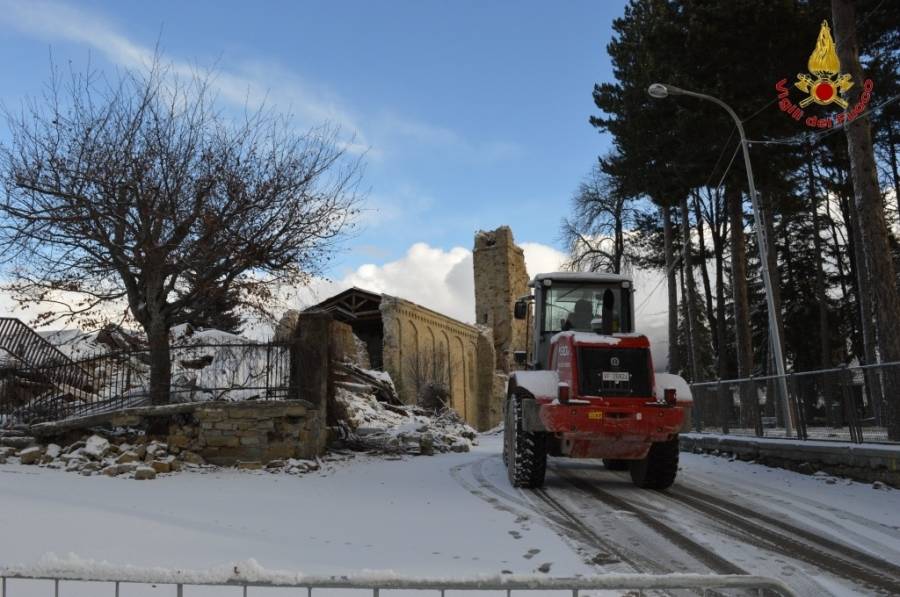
[683,468,900,554]
[659,484,900,595]
[450,457,643,575]
[528,485,666,574]
[552,465,747,577]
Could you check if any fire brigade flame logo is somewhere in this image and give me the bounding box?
[795,20,853,109]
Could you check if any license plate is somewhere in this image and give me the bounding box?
[588,410,604,420]
[602,371,630,382]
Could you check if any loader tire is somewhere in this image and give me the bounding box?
[504,397,547,488]
[630,437,679,490]
[603,458,629,471]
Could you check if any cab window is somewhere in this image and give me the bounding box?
[542,284,625,334]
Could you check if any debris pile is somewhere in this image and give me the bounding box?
[0,431,320,480]
[332,364,477,455]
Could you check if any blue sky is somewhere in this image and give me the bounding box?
[0,0,623,266]
[0,0,674,346]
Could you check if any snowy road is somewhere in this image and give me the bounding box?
[2,434,899,596]
[452,439,900,596]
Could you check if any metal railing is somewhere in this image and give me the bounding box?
[0,572,799,596]
[690,360,900,443]
[0,341,297,426]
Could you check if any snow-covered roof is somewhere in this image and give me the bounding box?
[529,272,633,287]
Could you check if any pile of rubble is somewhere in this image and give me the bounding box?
[0,431,320,480]
[332,364,478,455]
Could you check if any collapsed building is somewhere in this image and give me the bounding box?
[305,226,530,431]
[1,226,532,466]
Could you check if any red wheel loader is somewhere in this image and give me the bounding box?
[503,272,692,490]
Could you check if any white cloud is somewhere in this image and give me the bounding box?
[285,240,672,369]
[286,241,568,326]
[0,0,367,147]
[520,243,567,279]
[0,238,674,371]
[0,0,519,163]
[292,242,475,323]
[376,112,524,163]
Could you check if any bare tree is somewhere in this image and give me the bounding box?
[404,345,452,412]
[0,59,361,406]
[562,158,636,274]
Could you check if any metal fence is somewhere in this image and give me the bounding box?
[690,360,900,443]
[0,572,799,597]
[0,341,297,426]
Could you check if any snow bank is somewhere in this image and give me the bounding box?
[1,553,308,585]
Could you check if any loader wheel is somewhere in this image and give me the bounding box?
[603,458,629,471]
[504,397,547,488]
[630,437,679,490]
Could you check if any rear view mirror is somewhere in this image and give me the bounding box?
[514,301,528,320]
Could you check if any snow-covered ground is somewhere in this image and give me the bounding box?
[2,434,899,596]
[0,435,595,596]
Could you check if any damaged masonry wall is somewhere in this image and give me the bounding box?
[379,295,502,431]
[473,226,530,373]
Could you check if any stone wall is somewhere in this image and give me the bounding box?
[380,295,500,430]
[473,226,530,372]
[167,400,325,466]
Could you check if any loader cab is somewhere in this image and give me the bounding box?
[516,272,635,370]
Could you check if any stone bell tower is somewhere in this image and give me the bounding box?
[473,226,530,372]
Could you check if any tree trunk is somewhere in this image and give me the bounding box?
[726,184,753,377]
[887,121,900,218]
[662,204,681,374]
[614,204,625,274]
[146,314,172,407]
[693,192,717,352]
[726,183,755,429]
[713,230,729,377]
[833,0,900,440]
[808,149,831,370]
[681,196,702,382]
[710,188,730,379]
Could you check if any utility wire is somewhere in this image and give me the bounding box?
[636,249,683,316]
[714,141,743,192]
[746,92,900,148]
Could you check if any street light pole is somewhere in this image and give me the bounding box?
[647,83,794,437]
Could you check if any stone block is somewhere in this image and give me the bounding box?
[110,415,142,427]
[263,445,296,461]
[227,408,259,419]
[18,446,44,465]
[236,461,262,470]
[134,466,157,480]
[168,434,190,449]
[150,460,171,474]
[205,435,239,448]
[116,451,140,464]
[180,451,206,465]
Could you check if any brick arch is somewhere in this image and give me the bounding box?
[454,335,467,418]
[440,330,452,405]
[466,340,478,421]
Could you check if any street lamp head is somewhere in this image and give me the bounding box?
[647,83,669,99]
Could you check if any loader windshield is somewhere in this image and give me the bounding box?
[542,283,630,334]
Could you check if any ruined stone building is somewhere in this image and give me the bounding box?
[473,226,530,372]
[307,288,498,429]
[306,226,531,431]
